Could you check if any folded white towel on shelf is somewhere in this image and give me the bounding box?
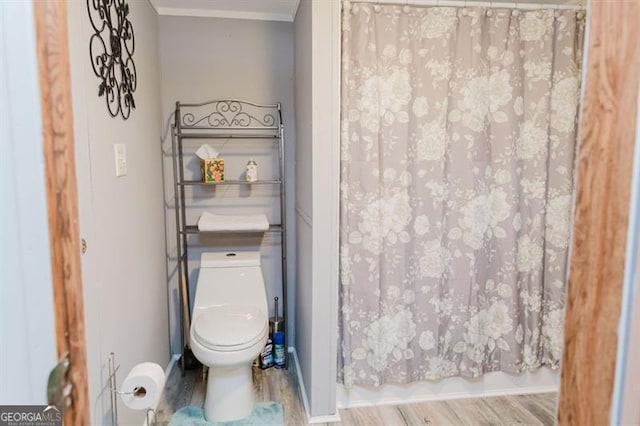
[197,211,270,232]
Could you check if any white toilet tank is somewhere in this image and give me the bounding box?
[193,252,267,311]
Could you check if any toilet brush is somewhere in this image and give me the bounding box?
[269,296,284,337]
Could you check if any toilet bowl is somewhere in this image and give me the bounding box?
[190,251,268,422]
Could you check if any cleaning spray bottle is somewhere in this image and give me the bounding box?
[274,331,285,368]
[271,296,286,368]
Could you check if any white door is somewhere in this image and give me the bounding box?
[0,0,57,405]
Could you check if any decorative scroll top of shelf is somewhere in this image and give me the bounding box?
[179,100,280,129]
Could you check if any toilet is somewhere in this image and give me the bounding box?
[190,251,268,422]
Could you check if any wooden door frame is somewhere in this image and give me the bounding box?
[33,1,90,424]
[29,0,639,424]
[557,0,640,424]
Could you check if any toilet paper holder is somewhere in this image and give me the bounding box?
[107,352,157,426]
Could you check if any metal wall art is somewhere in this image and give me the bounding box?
[87,0,137,120]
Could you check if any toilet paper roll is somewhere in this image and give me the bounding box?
[120,362,165,410]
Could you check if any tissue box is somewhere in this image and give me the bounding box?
[201,158,224,183]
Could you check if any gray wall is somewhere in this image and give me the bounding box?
[157,16,296,354]
[294,0,314,411]
[67,1,169,424]
[295,1,314,410]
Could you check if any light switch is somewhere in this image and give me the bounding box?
[114,144,127,177]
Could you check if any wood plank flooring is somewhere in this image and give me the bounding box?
[155,359,557,425]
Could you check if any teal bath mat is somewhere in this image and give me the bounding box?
[169,402,283,426]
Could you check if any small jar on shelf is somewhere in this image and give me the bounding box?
[246,159,258,182]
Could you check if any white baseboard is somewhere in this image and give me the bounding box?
[337,367,560,409]
[166,353,180,377]
[289,347,341,424]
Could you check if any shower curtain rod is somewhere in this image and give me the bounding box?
[347,0,584,10]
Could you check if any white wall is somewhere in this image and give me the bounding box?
[157,16,296,354]
[67,1,169,424]
[293,0,341,419]
[0,0,57,405]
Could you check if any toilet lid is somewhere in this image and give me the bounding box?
[193,305,267,351]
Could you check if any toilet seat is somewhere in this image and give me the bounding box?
[193,305,268,352]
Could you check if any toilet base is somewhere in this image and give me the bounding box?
[204,364,255,422]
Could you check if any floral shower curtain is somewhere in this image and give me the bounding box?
[339,2,585,386]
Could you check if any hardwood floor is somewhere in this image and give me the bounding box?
[155,359,557,426]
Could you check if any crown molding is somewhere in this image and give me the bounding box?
[154,6,295,22]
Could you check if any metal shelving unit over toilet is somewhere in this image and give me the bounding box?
[171,99,287,371]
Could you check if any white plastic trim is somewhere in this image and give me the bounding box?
[338,368,560,408]
[290,348,342,424]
